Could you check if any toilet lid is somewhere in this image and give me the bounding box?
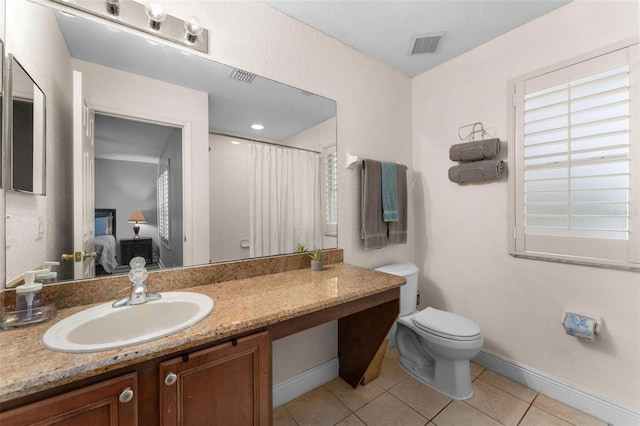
[413,307,481,341]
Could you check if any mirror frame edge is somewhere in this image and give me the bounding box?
[1,36,6,291]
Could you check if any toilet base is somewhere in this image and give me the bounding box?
[397,353,474,400]
[395,321,479,400]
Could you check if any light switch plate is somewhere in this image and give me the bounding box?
[35,214,44,240]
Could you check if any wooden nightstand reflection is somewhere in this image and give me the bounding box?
[120,237,153,265]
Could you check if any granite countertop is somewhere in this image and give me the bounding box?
[0,263,404,403]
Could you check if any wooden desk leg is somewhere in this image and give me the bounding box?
[338,298,399,388]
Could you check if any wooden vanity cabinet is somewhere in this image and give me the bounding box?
[159,331,270,426]
[1,332,270,426]
[0,372,138,426]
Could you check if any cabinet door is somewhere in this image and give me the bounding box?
[160,331,270,426]
[0,373,137,426]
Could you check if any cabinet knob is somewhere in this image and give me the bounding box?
[165,372,178,386]
[119,387,134,403]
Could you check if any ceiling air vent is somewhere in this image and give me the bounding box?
[409,32,446,55]
[229,68,256,84]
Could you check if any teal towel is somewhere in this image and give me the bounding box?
[381,162,398,222]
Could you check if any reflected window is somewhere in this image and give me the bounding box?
[323,144,337,236]
[158,159,170,247]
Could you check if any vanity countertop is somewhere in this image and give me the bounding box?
[0,263,404,403]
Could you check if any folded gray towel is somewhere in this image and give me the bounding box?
[388,165,407,244]
[448,160,505,184]
[361,159,388,249]
[449,138,501,162]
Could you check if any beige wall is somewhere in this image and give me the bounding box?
[208,134,251,263]
[412,0,639,409]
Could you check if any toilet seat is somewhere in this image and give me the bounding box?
[413,307,481,341]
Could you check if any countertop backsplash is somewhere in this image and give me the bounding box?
[1,249,343,310]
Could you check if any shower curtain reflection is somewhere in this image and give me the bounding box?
[249,143,322,257]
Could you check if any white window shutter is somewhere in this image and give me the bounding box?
[510,43,639,269]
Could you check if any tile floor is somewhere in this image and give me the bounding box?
[274,348,607,426]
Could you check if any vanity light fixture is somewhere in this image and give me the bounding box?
[105,0,120,16]
[251,124,264,130]
[50,0,209,53]
[128,210,148,239]
[144,2,166,31]
[184,15,204,44]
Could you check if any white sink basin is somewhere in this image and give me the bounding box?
[43,292,214,353]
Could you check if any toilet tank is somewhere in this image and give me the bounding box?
[375,263,419,317]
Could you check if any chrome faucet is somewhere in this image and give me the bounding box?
[112,257,161,308]
[112,281,161,307]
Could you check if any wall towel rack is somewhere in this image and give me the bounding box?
[346,153,408,170]
[458,122,489,141]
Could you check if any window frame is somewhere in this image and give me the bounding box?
[507,38,640,271]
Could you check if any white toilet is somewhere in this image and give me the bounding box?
[376,263,483,400]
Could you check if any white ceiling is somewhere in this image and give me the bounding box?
[264,0,571,77]
[94,115,179,164]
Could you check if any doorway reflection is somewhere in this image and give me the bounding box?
[94,114,183,275]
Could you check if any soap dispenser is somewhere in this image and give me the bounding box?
[16,271,43,320]
[36,261,60,284]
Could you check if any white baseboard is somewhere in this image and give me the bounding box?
[272,358,340,408]
[474,350,640,426]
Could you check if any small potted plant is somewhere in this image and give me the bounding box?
[295,243,307,253]
[309,249,323,271]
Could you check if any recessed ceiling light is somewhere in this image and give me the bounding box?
[251,124,264,130]
[230,141,241,145]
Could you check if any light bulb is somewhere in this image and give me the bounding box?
[184,15,203,43]
[105,0,120,16]
[145,2,166,31]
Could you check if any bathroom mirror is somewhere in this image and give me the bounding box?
[4,0,337,286]
[9,56,46,195]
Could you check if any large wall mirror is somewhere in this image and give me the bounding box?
[4,0,337,287]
